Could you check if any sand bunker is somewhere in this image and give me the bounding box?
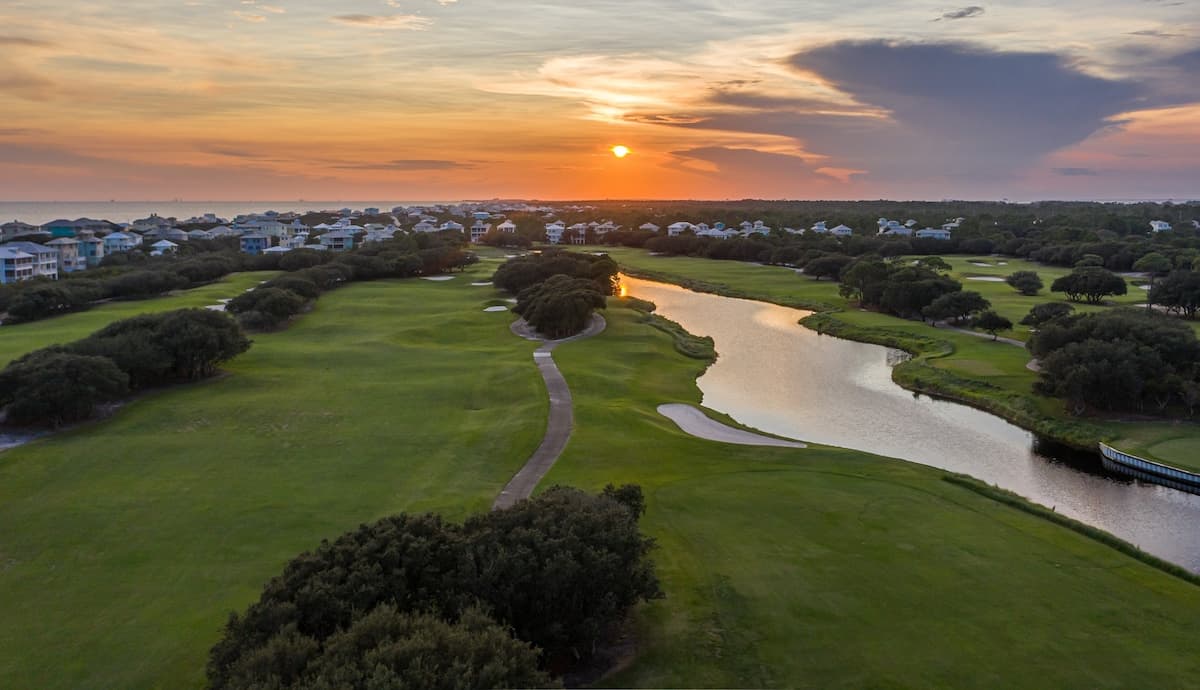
[966,276,1006,282]
[471,281,493,286]
[421,276,455,282]
[657,404,806,448]
[484,306,508,312]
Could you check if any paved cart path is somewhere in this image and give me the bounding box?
[493,314,606,510]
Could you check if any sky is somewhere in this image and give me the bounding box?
[1,0,1198,201]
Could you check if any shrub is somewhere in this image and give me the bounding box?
[1005,270,1043,295]
[0,351,128,427]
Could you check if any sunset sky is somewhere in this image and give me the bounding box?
[2,0,1197,201]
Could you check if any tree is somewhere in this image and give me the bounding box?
[1134,252,1172,276]
[975,311,1013,340]
[0,351,128,427]
[1149,270,1200,318]
[219,606,555,690]
[1074,254,1106,268]
[1020,302,1074,328]
[838,259,889,303]
[1050,267,1127,304]
[493,251,618,295]
[803,254,853,281]
[915,256,951,272]
[922,290,990,324]
[208,486,659,687]
[514,275,606,339]
[1005,270,1043,296]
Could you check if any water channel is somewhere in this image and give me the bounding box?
[622,275,1200,572]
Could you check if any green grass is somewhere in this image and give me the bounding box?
[0,265,545,689]
[0,272,281,366]
[544,303,1200,688]
[5,260,1200,688]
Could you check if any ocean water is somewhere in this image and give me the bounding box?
[0,201,464,225]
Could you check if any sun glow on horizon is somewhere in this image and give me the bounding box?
[611,145,631,158]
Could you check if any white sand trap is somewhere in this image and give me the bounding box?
[483,306,508,312]
[471,281,493,286]
[1138,284,1151,291]
[205,305,227,312]
[505,298,518,304]
[657,404,806,448]
[969,262,993,267]
[966,276,1006,282]
[422,276,455,282]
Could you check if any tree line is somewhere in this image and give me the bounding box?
[0,309,249,427]
[208,485,661,690]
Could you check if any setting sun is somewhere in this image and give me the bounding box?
[611,145,631,159]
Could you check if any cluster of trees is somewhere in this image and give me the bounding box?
[208,485,661,690]
[1005,270,1043,296]
[1050,267,1129,304]
[494,251,618,338]
[837,257,962,319]
[1028,308,1200,415]
[1149,270,1200,318]
[0,309,249,427]
[514,275,608,339]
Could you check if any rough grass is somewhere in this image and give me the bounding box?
[0,271,280,367]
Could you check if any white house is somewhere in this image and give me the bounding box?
[103,232,140,253]
[0,247,35,284]
[810,221,828,234]
[639,222,660,232]
[497,220,517,233]
[545,221,566,244]
[667,222,694,236]
[470,221,492,243]
[1,221,39,241]
[363,228,396,243]
[188,229,215,241]
[440,221,464,232]
[829,224,853,237]
[915,228,952,240]
[744,220,770,236]
[413,221,439,233]
[1150,220,1173,232]
[3,241,59,279]
[1192,220,1200,230]
[319,230,355,251]
[150,240,179,256]
[878,219,911,236]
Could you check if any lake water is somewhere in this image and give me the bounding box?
[623,275,1200,571]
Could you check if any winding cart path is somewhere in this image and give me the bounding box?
[493,314,607,510]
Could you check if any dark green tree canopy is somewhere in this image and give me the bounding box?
[513,275,607,339]
[1050,267,1128,304]
[0,351,128,427]
[922,290,990,324]
[1020,302,1075,328]
[1005,270,1044,296]
[974,310,1014,340]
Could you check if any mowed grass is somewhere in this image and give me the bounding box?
[547,303,1200,688]
[0,271,280,366]
[604,247,1200,471]
[0,264,546,689]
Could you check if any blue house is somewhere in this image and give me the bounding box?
[42,219,79,238]
[240,234,272,255]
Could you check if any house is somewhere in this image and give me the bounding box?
[363,207,380,216]
[208,225,240,238]
[413,220,438,233]
[262,246,292,254]
[150,240,179,256]
[1,221,40,240]
[915,228,952,240]
[240,234,272,255]
[594,221,620,236]
[905,219,918,228]
[878,219,911,236]
[78,236,105,266]
[42,219,81,238]
[162,228,190,243]
[319,230,355,251]
[497,220,517,233]
[363,228,396,243]
[46,238,85,272]
[131,214,173,233]
[667,222,694,236]
[0,247,35,284]
[188,229,215,241]
[472,211,491,221]
[439,221,464,232]
[239,220,289,238]
[470,222,492,243]
[744,220,771,236]
[639,222,660,233]
[2,241,59,279]
[545,221,566,244]
[830,224,853,237]
[811,221,829,234]
[1150,220,1173,233]
[103,232,140,253]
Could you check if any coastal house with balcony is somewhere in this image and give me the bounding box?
[318,230,355,251]
[78,236,105,266]
[545,221,566,244]
[3,241,60,280]
[150,240,179,256]
[103,232,140,253]
[1150,220,1173,233]
[46,238,85,272]
[0,247,35,284]
[470,221,492,243]
[915,227,952,240]
[1,221,40,241]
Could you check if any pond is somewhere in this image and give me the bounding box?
[623,275,1200,572]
